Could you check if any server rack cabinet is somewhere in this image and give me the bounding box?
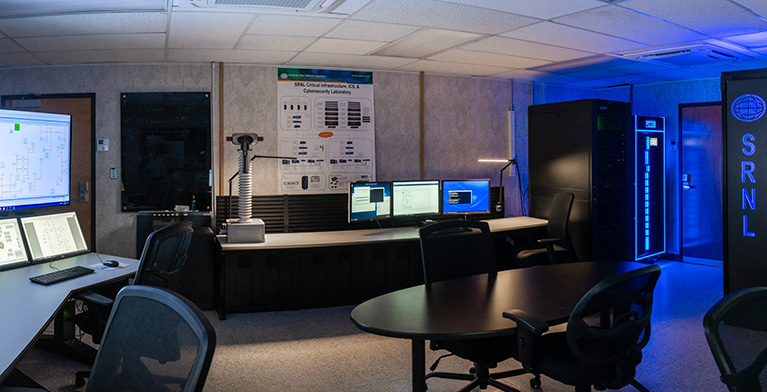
[528,99,633,262]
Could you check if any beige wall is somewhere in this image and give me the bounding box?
[0,63,524,257]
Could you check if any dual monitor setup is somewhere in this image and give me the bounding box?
[0,211,89,270]
[349,179,491,222]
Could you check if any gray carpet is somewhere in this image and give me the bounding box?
[15,261,727,391]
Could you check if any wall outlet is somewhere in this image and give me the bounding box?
[109,168,117,179]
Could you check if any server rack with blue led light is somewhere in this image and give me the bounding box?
[634,116,665,260]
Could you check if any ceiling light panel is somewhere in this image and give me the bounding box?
[235,35,315,51]
[502,21,646,54]
[621,0,767,38]
[325,20,419,42]
[428,49,551,69]
[0,0,167,18]
[0,13,167,37]
[247,14,341,36]
[305,38,385,55]
[554,5,706,46]
[170,12,253,49]
[351,0,538,35]
[438,0,605,19]
[462,36,592,62]
[373,28,481,58]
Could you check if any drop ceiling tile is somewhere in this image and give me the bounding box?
[531,54,621,73]
[236,35,315,51]
[170,12,253,49]
[489,69,554,80]
[502,22,646,54]
[17,33,165,52]
[325,20,419,42]
[0,13,167,37]
[732,0,767,19]
[305,38,384,55]
[438,0,605,19]
[0,0,167,18]
[36,49,165,64]
[462,36,593,62]
[723,31,767,49]
[428,49,551,69]
[351,0,539,35]
[621,0,767,38]
[0,38,25,53]
[289,52,416,68]
[247,14,342,36]
[0,52,41,67]
[554,5,706,46]
[397,59,512,76]
[168,49,296,63]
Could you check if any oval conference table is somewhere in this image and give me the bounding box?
[350,261,648,392]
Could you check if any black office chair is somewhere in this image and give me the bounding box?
[703,286,767,391]
[89,285,215,391]
[504,264,660,392]
[72,221,195,345]
[419,219,525,392]
[515,192,575,267]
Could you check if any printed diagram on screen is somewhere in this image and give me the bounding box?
[0,119,70,206]
[0,220,27,266]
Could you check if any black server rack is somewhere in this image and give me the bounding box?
[528,99,633,262]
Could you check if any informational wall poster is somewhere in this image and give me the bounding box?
[277,68,375,194]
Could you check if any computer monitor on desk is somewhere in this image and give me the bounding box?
[21,211,88,263]
[391,180,440,218]
[0,218,30,269]
[349,181,391,222]
[441,179,491,215]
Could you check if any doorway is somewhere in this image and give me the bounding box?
[1,94,96,250]
[679,102,723,267]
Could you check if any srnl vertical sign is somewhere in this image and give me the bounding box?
[723,69,767,294]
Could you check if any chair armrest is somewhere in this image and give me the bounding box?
[536,237,562,245]
[75,291,114,307]
[503,309,549,335]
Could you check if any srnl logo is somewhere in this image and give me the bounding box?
[732,94,766,122]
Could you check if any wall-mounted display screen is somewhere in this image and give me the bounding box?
[0,109,71,211]
[349,181,391,222]
[391,180,440,217]
[442,179,491,215]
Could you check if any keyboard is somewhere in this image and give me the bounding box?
[29,266,95,285]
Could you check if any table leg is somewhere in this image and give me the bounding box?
[411,339,426,392]
[214,253,227,320]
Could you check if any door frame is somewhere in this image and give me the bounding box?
[677,101,722,264]
[0,93,97,249]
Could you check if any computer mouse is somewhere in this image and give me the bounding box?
[102,259,119,268]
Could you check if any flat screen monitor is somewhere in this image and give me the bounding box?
[349,181,391,222]
[442,179,491,215]
[20,211,88,263]
[0,108,72,211]
[0,218,29,269]
[391,180,440,217]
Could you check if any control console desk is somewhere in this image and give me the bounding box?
[215,217,546,319]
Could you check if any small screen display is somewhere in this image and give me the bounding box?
[391,180,440,217]
[0,218,29,268]
[349,182,391,222]
[20,212,88,263]
[442,179,491,214]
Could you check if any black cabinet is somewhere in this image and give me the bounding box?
[528,99,633,262]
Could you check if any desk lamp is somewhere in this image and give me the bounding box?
[477,158,524,216]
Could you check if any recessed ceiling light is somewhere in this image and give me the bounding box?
[0,0,168,18]
[372,28,482,58]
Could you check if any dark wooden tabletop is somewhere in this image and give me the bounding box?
[351,261,647,341]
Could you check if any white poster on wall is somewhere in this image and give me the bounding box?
[277,68,375,194]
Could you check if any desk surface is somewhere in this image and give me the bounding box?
[218,216,547,251]
[0,253,138,382]
[351,261,646,341]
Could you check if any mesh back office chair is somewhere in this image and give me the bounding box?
[87,285,216,392]
[504,264,660,392]
[515,192,575,267]
[419,219,525,392]
[73,221,195,345]
[704,287,767,391]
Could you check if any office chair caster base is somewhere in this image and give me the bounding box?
[530,375,541,389]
